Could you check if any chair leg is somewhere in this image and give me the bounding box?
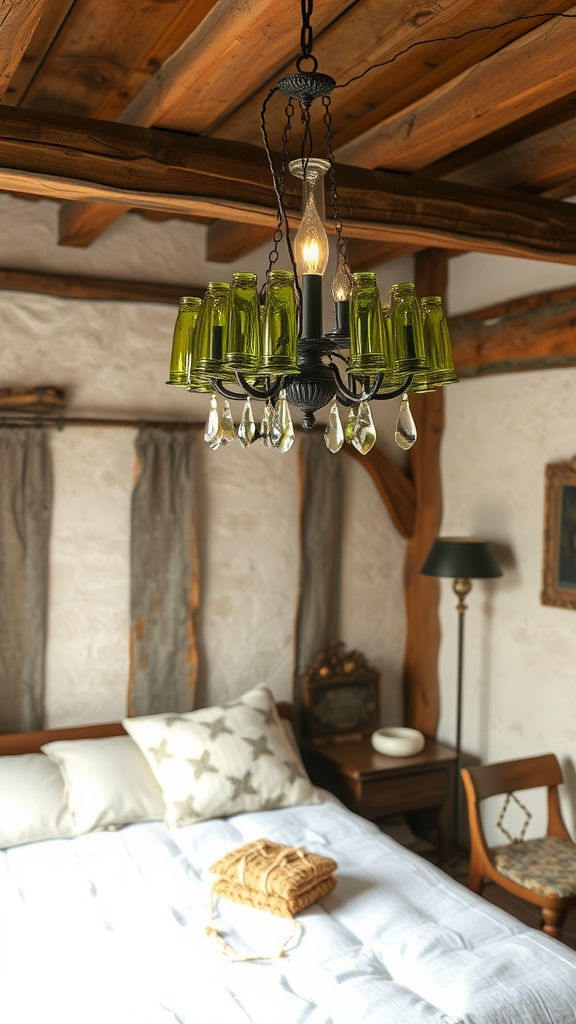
[467,854,486,894]
[540,907,567,939]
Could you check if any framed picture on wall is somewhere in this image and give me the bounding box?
[299,642,380,744]
[541,455,576,610]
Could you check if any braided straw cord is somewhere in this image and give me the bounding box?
[206,837,338,960]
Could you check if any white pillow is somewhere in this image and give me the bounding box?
[0,753,73,848]
[123,685,321,828]
[41,734,165,835]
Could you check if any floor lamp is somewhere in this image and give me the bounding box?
[420,537,502,851]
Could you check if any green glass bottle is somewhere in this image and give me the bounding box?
[409,295,458,392]
[348,272,388,374]
[225,272,262,374]
[380,303,408,388]
[260,270,299,376]
[193,282,235,383]
[166,296,202,386]
[389,282,427,373]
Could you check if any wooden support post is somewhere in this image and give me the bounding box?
[403,250,446,736]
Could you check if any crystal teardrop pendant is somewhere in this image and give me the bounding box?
[270,390,295,453]
[344,405,357,445]
[395,392,417,450]
[324,399,344,453]
[259,401,273,448]
[352,400,376,455]
[204,394,221,450]
[237,397,256,448]
[219,400,236,446]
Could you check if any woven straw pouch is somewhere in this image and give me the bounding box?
[206,837,338,958]
[210,837,337,915]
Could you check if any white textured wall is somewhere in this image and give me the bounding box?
[443,254,576,840]
[0,195,406,730]
[3,195,575,842]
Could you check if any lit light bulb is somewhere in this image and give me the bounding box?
[293,188,329,277]
[332,253,352,302]
[289,157,330,280]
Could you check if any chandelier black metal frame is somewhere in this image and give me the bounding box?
[167,0,461,454]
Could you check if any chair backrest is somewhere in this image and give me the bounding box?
[461,753,570,842]
[463,754,563,803]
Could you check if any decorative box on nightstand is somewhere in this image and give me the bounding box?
[301,734,457,863]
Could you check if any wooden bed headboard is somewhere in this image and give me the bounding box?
[0,702,294,756]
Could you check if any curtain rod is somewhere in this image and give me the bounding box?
[0,415,204,429]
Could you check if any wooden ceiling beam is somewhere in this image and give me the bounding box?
[448,283,576,376]
[336,7,576,171]
[205,221,271,264]
[444,117,576,199]
[205,3,575,268]
[5,108,576,263]
[0,267,201,304]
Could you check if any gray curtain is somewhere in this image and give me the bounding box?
[129,426,200,716]
[0,427,52,731]
[293,431,344,733]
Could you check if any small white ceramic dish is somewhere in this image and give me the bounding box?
[371,727,425,757]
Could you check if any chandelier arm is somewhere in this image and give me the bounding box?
[234,373,284,402]
[371,375,414,400]
[209,379,249,401]
[328,362,384,403]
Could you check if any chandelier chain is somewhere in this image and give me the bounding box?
[260,88,303,322]
[264,98,294,284]
[322,95,350,287]
[297,0,317,72]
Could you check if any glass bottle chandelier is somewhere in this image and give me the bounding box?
[167,0,458,455]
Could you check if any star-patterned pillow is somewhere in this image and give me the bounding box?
[122,685,321,828]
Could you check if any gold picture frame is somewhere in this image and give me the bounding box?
[541,455,576,610]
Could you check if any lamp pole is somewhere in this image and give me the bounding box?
[420,537,502,858]
[453,576,472,851]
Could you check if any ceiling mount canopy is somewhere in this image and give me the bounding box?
[167,0,460,455]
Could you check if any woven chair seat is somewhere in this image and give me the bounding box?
[492,836,576,898]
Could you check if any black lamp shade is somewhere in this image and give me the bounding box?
[420,537,502,580]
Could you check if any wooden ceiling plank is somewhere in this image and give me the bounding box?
[1,0,75,107]
[214,1,571,149]
[5,108,576,263]
[89,0,220,123]
[56,0,348,246]
[336,6,576,171]
[113,0,348,133]
[19,0,219,120]
[0,0,52,101]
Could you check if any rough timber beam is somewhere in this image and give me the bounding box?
[4,108,576,262]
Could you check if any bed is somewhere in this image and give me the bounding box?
[1,684,575,1024]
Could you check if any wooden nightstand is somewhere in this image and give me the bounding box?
[301,734,457,863]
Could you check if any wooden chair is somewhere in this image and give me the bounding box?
[461,754,576,938]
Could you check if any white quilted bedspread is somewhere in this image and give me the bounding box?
[1,793,575,1024]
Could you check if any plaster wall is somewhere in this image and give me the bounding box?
[3,195,576,845]
[442,254,576,842]
[0,195,406,731]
